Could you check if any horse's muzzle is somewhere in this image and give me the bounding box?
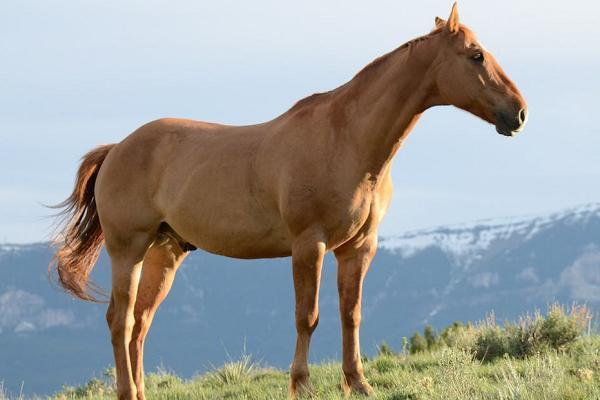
[495,107,528,137]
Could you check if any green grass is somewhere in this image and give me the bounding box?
[20,305,600,399]
[49,338,600,400]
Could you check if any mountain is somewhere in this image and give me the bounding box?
[1,203,599,396]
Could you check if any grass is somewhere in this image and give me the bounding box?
[16,305,600,399]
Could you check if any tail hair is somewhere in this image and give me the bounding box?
[49,144,115,302]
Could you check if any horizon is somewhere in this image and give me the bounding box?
[2,200,598,246]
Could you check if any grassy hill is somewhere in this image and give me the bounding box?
[40,305,599,400]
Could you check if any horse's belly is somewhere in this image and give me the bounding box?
[200,225,292,259]
[166,205,292,259]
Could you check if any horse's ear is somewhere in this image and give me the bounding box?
[446,2,460,34]
[434,16,446,29]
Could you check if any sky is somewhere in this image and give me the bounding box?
[1,0,599,243]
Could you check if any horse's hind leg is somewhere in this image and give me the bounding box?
[289,231,326,398]
[129,235,188,400]
[105,233,154,400]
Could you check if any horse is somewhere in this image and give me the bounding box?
[51,3,527,399]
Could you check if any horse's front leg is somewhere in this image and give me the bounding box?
[289,231,326,398]
[334,235,377,396]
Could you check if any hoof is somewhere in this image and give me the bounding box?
[342,376,374,397]
[117,390,138,400]
[289,374,312,399]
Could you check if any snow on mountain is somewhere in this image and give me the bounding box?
[3,203,599,264]
[0,242,45,259]
[379,202,600,265]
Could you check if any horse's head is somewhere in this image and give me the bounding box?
[432,3,527,137]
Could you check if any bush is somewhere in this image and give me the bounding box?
[407,304,591,362]
[410,332,428,354]
[439,321,477,350]
[377,341,395,356]
[475,304,591,362]
[409,324,447,353]
[540,304,585,350]
[424,325,436,348]
[475,326,510,361]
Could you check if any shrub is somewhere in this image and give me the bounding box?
[424,325,435,347]
[506,314,548,357]
[377,341,395,356]
[475,304,591,362]
[475,326,510,361]
[410,332,428,354]
[540,304,585,351]
[405,304,591,362]
[440,321,478,350]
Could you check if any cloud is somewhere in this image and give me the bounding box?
[0,289,44,327]
[38,308,75,329]
[559,246,600,302]
[517,267,540,284]
[14,321,36,333]
[0,289,75,333]
[469,272,499,288]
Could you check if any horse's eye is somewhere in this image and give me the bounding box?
[471,52,484,63]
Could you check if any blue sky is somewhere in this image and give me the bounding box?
[1,0,599,243]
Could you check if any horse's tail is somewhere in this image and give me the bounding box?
[49,144,116,302]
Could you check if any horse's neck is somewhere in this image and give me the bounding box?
[332,37,440,181]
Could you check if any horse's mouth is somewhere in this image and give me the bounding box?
[495,113,526,137]
[495,124,522,137]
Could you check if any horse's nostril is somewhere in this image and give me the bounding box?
[519,108,527,125]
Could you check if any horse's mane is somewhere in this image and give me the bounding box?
[288,28,443,112]
[356,28,442,79]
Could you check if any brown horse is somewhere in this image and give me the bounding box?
[51,3,527,399]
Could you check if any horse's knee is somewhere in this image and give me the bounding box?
[106,300,115,328]
[296,308,319,335]
[340,306,361,329]
[109,312,135,346]
[131,311,151,344]
[106,310,114,328]
[307,312,319,334]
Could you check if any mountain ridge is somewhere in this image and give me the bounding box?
[381,202,600,264]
